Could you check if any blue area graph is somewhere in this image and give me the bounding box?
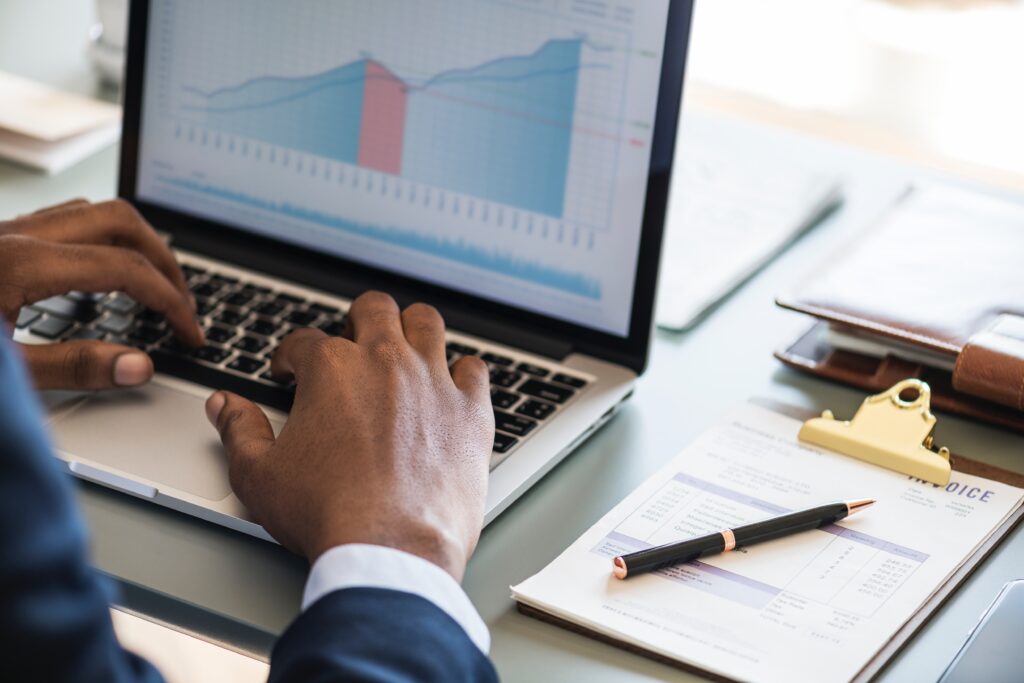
[191,61,367,166]
[402,39,581,218]
[160,176,602,299]
[184,39,591,218]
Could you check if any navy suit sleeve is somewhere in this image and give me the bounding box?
[270,587,499,683]
[0,336,162,682]
[0,335,498,682]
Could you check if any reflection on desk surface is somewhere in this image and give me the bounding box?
[112,608,268,683]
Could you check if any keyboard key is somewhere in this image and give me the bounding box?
[15,308,40,329]
[489,368,522,388]
[98,314,134,334]
[286,310,319,326]
[195,346,232,364]
[149,349,294,412]
[30,316,73,339]
[493,432,519,454]
[190,282,221,298]
[235,336,268,354]
[181,264,206,278]
[161,337,192,354]
[206,326,236,344]
[196,299,218,316]
[446,342,478,356]
[31,296,77,319]
[227,355,265,375]
[494,411,537,437]
[34,296,100,323]
[223,292,254,308]
[482,352,514,367]
[128,324,167,345]
[516,399,556,421]
[216,309,249,327]
[552,373,587,389]
[69,327,105,341]
[242,284,272,296]
[103,294,138,315]
[254,302,285,317]
[276,293,306,305]
[309,302,340,315]
[490,389,519,410]
[516,362,550,378]
[518,379,575,404]
[246,319,277,337]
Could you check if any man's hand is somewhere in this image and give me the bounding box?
[0,199,204,390]
[205,292,494,580]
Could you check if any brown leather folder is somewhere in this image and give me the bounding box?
[775,185,1024,433]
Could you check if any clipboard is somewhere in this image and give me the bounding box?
[516,383,1024,683]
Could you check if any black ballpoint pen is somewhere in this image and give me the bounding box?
[612,498,876,580]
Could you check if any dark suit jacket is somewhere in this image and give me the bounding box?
[0,336,497,682]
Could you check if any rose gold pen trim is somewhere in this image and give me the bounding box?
[721,529,736,552]
[612,556,628,580]
[846,499,876,516]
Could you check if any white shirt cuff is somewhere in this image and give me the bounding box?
[302,544,490,654]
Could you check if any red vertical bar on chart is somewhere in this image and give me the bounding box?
[359,61,407,175]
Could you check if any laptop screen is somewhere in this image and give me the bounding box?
[135,0,672,338]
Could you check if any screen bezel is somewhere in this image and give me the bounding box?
[118,0,694,373]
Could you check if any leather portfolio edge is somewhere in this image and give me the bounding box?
[774,322,1024,434]
[513,400,1024,682]
[772,299,960,357]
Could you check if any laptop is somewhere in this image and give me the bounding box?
[18,0,694,541]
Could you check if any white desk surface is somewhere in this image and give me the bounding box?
[2,3,1023,681]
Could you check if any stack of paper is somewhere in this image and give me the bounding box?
[0,71,121,174]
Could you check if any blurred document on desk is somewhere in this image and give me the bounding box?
[513,404,1023,683]
[656,131,841,330]
[0,71,120,173]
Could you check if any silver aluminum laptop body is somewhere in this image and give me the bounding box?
[21,0,694,541]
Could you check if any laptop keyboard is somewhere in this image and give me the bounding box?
[15,260,590,461]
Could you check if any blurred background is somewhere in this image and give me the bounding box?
[687,0,1024,190]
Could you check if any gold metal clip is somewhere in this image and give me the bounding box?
[798,379,952,485]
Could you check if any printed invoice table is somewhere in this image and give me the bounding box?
[2,3,1024,681]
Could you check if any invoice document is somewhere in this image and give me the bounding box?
[512,404,1024,683]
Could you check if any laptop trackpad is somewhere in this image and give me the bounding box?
[48,381,281,501]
